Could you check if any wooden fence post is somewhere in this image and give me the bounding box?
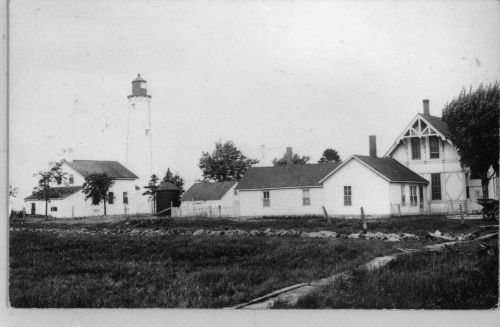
[360,207,367,232]
[397,204,401,217]
[322,206,329,223]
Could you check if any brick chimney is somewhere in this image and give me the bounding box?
[369,135,377,157]
[286,147,293,165]
[423,99,430,115]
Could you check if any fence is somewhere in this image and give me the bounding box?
[172,205,234,218]
[390,200,479,216]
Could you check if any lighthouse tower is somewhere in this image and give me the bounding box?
[126,74,153,213]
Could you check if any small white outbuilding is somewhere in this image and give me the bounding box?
[179,181,238,217]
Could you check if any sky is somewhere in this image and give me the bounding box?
[8,0,500,209]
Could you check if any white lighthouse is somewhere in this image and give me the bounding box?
[126,74,153,213]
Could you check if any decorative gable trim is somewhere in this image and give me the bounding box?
[384,114,451,157]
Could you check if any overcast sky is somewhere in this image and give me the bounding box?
[9,0,499,208]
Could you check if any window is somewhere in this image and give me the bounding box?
[145,129,149,136]
[344,186,352,206]
[50,207,58,212]
[431,174,441,200]
[263,191,270,207]
[57,178,62,185]
[419,185,424,208]
[123,192,128,205]
[234,189,238,196]
[401,184,406,206]
[108,192,114,204]
[302,189,310,206]
[429,136,440,159]
[411,138,421,160]
[69,174,74,184]
[410,185,417,206]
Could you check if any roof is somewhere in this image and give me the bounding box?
[65,160,138,179]
[236,162,341,190]
[181,181,237,201]
[133,74,146,82]
[25,186,83,201]
[418,114,450,138]
[343,155,428,184]
[157,181,180,191]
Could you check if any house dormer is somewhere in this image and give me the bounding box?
[384,100,455,164]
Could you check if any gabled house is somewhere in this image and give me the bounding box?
[235,162,340,217]
[320,142,429,217]
[24,160,144,218]
[384,100,498,213]
[179,181,238,217]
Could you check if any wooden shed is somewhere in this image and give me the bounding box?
[155,182,181,216]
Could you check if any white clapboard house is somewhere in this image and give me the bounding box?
[384,99,498,213]
[178,181,238,218]
[235,137,428,218]
[24,160,145,218]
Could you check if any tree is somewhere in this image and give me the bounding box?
[442,82,499,198]
[162,168,185,200]
[272,153,310,166]
[33,161,67,218]
[198,141,259,182]
[143,174,160,213]
[82,173,114,215]
[318,148,341,163]
[9,185,18,199]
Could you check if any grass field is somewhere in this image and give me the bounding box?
[276,239,498,309]
[9,215,498,308]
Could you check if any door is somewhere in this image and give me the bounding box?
[31,203,36,215]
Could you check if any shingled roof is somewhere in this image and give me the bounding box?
[419,114,450,138]
[352,155,428,184]
[181,181,236,201]
[236,162,341,190]
[25,186,83,201]
[65,160,138,179]
[157,181,180,191]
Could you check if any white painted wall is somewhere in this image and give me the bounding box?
[322,159,391,217]
[238,187,324,217]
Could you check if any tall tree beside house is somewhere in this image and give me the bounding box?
[272,152,311,166]
[442,82,499,198]
[33,162,67,218]
[162,168,185,198]
[318,148,341,163]
[82,173,115,216]
[143,174,160,213]
[198,141,259,182]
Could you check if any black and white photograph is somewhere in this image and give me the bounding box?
[3,0,500,324]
